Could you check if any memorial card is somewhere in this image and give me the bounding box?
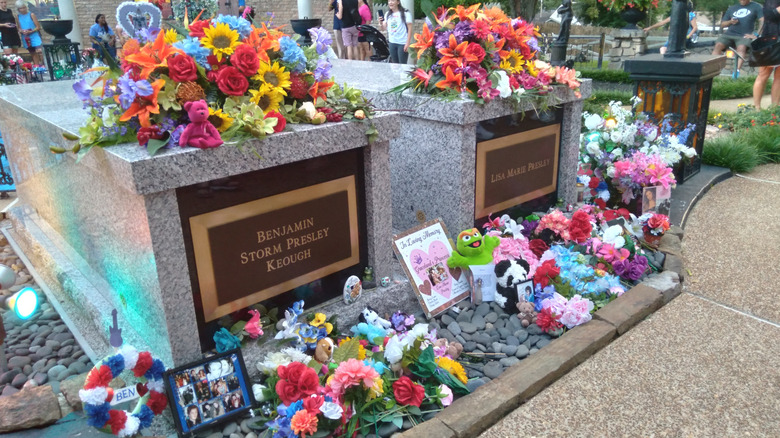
[642,185,671,215]
[393,220,470,317]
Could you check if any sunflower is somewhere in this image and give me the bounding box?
[499,50,525,74]
[208,108,234,133]
[164,29,179,45]
[436,356,468,385]
[249,84,284,114]
[253,61,291,95]
[201,22,240,62]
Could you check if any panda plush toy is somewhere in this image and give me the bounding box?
[494,258,531,311]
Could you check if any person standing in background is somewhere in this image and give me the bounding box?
[644,1,697,55]
[14,1,41,65]
[752,0,780,109]
[89,14,116,61]
[378,0,412,64]
[0,0,21,55]
[357,0,372,61]
[336,0,360,60]
[329,0,344,58]
[712,0,764,78]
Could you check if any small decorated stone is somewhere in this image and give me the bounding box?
[343,275,362,304]
[380,276,391,288]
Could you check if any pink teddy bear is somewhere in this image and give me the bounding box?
[179,100,223,149]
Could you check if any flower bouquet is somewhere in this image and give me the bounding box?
[64,16,375,156]
[641,213,669,246]
[597,0,660,11]
[391,4,581,105]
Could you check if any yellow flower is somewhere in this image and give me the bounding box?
[201,22,240,62]
[311,313,333,334]
[164,29,179,45]
[249,84,283,114]
[208,108,234,133]
[436,356,468,384]
[368,377,384,400]
[718,124,723,129]
[499,50,525,74]
[253,61,291,95]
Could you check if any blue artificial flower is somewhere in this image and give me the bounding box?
[363,359,388,375]
[144,358,166,381]
[85,402,111,428]
[173,37,212,69]
[278,37,307,72]
[135,27,161,43]
[308,27,332,55]
[134,404,155,429]
[73,79,93,102]
[214,14,252,38]
[169,124,186,148]
[534,284,556,312]
[213,327,242,353]
[106,354,124,377]
[266,415,293,438]
[350,322,387,344]
[313,58,331,82]
[291,300,305,316]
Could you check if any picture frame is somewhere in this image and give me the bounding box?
[392,219,471,318]
[516,279,534,304]
[163,349,255,437]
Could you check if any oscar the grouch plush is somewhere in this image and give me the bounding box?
[447,228,501,269]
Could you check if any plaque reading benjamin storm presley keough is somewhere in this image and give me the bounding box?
[190,176,360,322]
[475,124,560,219]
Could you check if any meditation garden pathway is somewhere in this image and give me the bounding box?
[480,163,780,436]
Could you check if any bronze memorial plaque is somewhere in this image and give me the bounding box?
[190,176,360,322]
[475,124,560,219]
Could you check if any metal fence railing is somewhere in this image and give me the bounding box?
[537,34,608,69]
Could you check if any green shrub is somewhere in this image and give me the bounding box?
[582,90,633,113]
[710,76,771,100]
[702,136,762,173]
[746,126,780,163]
[579,69,631,84]
[709,106,779,130]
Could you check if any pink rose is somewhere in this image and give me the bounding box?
[541,292,568,316]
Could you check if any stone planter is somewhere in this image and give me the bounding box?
[39,19,73,44]
[620,8,646,30]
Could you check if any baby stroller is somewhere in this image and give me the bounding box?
[357,24,390,62]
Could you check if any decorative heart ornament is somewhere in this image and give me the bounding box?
[136,382,149,397]
[116,1,162,37]
[409,241,455,299]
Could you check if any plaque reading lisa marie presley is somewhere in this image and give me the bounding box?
[190,176,360,322]
[475,124,560,219]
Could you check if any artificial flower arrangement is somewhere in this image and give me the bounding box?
[579,99,696,209]
[0,54,24,71]
[63,15,376,157]
[252,301,468,437]
[391,4,581,105]
[597,0,661,11]
[641,213,670,246]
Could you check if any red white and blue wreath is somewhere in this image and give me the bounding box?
[79,345,168,436]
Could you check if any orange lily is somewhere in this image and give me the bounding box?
[438,34,468,68]
[308,80,334,103]
[245,28,276,62]
[124,32,183,79]
[411,68,433,89]
[433,7,454,28]
[435,66,462,91]
[480,6,509,24]
[409,25,434,60]
[119,79,165,128]
[453,4,479,22]
[255,22,284,50]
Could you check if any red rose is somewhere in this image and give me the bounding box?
[528,239,549,258]
[276,362,320,405]
[188,19,211,38]
[264,110,286,133]
[276,380,302,405]
[464,42,485,64]
[533,259,560,288]
[216,66,249,96]
[167,54,198,82]
[647,214,669,231]
[392,376,425,407]
[567,210,592,244]
[137,126,164,146]
[231,44,259,77]
[303,395,324,414]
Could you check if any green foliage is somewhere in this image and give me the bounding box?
[746,126,780,163]
[702,133,763,173]
[709,106,780,130]
[332,337,361,363]
[710,76,771,100]
[579,69,632,84]
[582,90,633,114]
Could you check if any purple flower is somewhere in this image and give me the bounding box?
[520,219,539,238]
[308,26,332,55]
[390,311,415,332]
[614,256,648,282]
[73,79,93,102]
[528,37,540,52]
[453,21,473,42]
[534,284,556,312]
[313,58,331,82]
[435,30,454,49]
[169,124,185,148]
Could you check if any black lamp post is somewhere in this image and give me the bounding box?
[624,0,726,182]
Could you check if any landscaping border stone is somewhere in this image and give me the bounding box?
[400,233,687,438]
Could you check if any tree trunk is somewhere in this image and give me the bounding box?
[514,0,539,21]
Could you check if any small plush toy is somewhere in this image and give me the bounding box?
[447,228,501,269]
[434,338,464,360]
[359,306,392,330]
[516,301,537,328]
[180,100,224,149]
[314,338,334,363]
[495,259,531,310]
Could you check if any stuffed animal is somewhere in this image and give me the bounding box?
[314,338,334,363]
[179,100,224,149]
[447,229,501,269]
[495,259,531,310]
[516,301,537,328]
[359,306,392,330]
[433,338,463,360]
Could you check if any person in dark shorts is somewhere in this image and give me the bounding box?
[713,0,764,77]
[0,0,21,54]
[329,0,344,58]
[752,0,780,109]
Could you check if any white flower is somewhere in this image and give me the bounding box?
[584,113,604,130]
[612,147,623,158]
[600,224,625,248]
[586,141,601,156]
[384,335,403,364]
[491,71,511,98]
[257,352,292,374]
[606,166,616,178]
[500,214,524,238]
[281,347,311,364]
[252,383,267,402]
[320,401,344,420]
[610,130,623,143]
[683,147,696,158]
[299,101,317,119]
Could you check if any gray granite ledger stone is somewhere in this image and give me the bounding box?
[0,80,403,368]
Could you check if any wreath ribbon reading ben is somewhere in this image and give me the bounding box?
[79,345,168,436]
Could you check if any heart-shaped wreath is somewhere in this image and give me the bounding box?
[79,345,168,436]
[116,1,162,38]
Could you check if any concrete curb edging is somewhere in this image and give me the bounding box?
[400,232,685,438]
